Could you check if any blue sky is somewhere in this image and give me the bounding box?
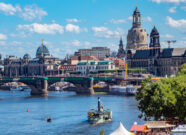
[0,0,186,58]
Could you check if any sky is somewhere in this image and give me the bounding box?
[0,0,186,58]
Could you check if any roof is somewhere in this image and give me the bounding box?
[110,122,131,135]
[77,62,87,65]
[146,121,175,129]
[131,48,186,59]
[98,61,112,65]
[160,48,186,58]
[130,125,146,132]
[36,43,50,58]
[77,60,113,65]
[23,53,31,60]
[133,50,150,59]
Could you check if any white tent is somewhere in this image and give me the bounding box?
[171,125,186,135]
[110,122,131,135]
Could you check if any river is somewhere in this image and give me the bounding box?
[0,90,144,135]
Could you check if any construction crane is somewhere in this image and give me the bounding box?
[166,40,176,48]
[125,63,128,78]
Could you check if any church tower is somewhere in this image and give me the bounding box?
[133,6,141,28]
[149,26,160,56]
[117,37,125,58]
[126,6,148,50]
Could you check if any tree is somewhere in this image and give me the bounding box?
[136,63,186,121]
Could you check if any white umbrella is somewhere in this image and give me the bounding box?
[110,122,131,135]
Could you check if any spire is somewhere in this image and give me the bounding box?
[120,36,123,44]
[150,25,160,49]
[41,38,44,57]
[150,25,159,36]
[41,38,44,46]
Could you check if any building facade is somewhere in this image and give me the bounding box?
[75,47,110,58]
[4,42,62,77]
[59,65,76,74]
[71,55,99,65]
[76,61,115,75]
[127,26,186,77]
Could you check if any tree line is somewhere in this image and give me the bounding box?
[136,63,186,122]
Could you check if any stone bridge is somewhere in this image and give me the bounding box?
[0,76,144,96]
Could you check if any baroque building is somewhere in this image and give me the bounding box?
[126,6,148,50]
[4,41,62,77]
[117,37,125,59]
[127,26,186,77]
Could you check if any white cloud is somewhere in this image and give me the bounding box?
[151,0,186,4]
[66,18,80,23]
[0,33,7,40]
[65,24,87,33]
[177,40,186,47]
[143,16,152,22]
[17,23,64,34]
[92,26,123,38]
[128,16,133,20]
[19,5,48,21]
[61,40,90,47]
[0,3,47,21]
[110,19,125,24]
[84,41,91,46]
[169,7,177,13]
[0,3,19,15]
[10,41,22,45]
[10,31,27,38]
[72,40,81,46]
[0,41,6,45]
[65,24,80,33]
[166,16,186,32]
[161,34,174,38]
[181,6,186,11]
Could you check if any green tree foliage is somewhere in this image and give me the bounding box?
[136,63,186,121]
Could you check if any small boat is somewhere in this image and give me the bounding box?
[88,97,112,124]
[109,85,137,96]
[10,86,23,91]
[21,86,31,91]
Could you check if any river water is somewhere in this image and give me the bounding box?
[0,91,144,135]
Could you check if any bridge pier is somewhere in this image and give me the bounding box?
[64,77,95,95]
[30,79,48,96]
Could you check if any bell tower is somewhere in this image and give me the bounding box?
[150,26,160,56]
[117,37,125,58]
[133,5,141,28]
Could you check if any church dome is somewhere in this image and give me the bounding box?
[23,53,31,59]
[36,43,50,58]
[127,27,148,49]
[126,6,148,50]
